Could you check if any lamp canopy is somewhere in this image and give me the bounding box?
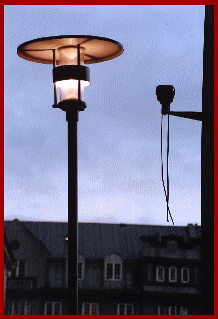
[17,35,124,65]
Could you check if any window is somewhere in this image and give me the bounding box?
[78,255,85,280]
[157,305,166,315]
[106,263,113,279]
[126,304,133,315]
[82,303,99,315]
[11,300,31,315]
[46,302,52,315]
[156,266,164,281]
[106,262,121,280]
[118,303,134,315]
[180,306,188,315]
[78,262,84,280]
[44,302,62,315]
[158,305,187,315]
[169,306,177,315]
[104,254,123,281]
[8,261,26,278]
[49,261,64,288]
[115,263,121,279]
[16,261,26,277]
[169,267,177,282]
[181,268,190,283]
[49,260,65,288]
[24,301,31,315]
[11,300,21,315]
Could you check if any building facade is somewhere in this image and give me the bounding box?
[4,219,202,315]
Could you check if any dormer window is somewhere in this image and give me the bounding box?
[106,263,113,279]
[104,254,123,281]
[115,263,121,279]
[106,262,121,280]
[8,260,26,278]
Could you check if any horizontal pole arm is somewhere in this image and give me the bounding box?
[168,111,204,121]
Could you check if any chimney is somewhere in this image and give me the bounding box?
[187,224,197,239]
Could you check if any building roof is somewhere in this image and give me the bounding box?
[4,220,201,260]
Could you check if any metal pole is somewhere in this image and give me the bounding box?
[156,6,214,314]
[67,107,78,315]
[202,5,214,315]
[52,50,57,107]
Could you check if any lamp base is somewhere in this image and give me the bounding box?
[54,99,87,112]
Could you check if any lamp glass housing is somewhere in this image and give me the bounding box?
[56,46,90,103]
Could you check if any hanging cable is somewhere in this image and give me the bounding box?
[161,112,174,225]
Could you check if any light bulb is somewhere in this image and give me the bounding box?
[56,79,90,102]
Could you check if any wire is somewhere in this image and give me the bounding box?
[161,112,174,225]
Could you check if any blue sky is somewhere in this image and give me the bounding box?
[4,5,204,225]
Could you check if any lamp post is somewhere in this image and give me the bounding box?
[17,35,123,315]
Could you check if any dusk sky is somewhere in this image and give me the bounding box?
[4,5,204,225]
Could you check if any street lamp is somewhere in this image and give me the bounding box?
[17,35,123,315]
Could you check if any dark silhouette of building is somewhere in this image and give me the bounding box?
[4,219,202,315]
